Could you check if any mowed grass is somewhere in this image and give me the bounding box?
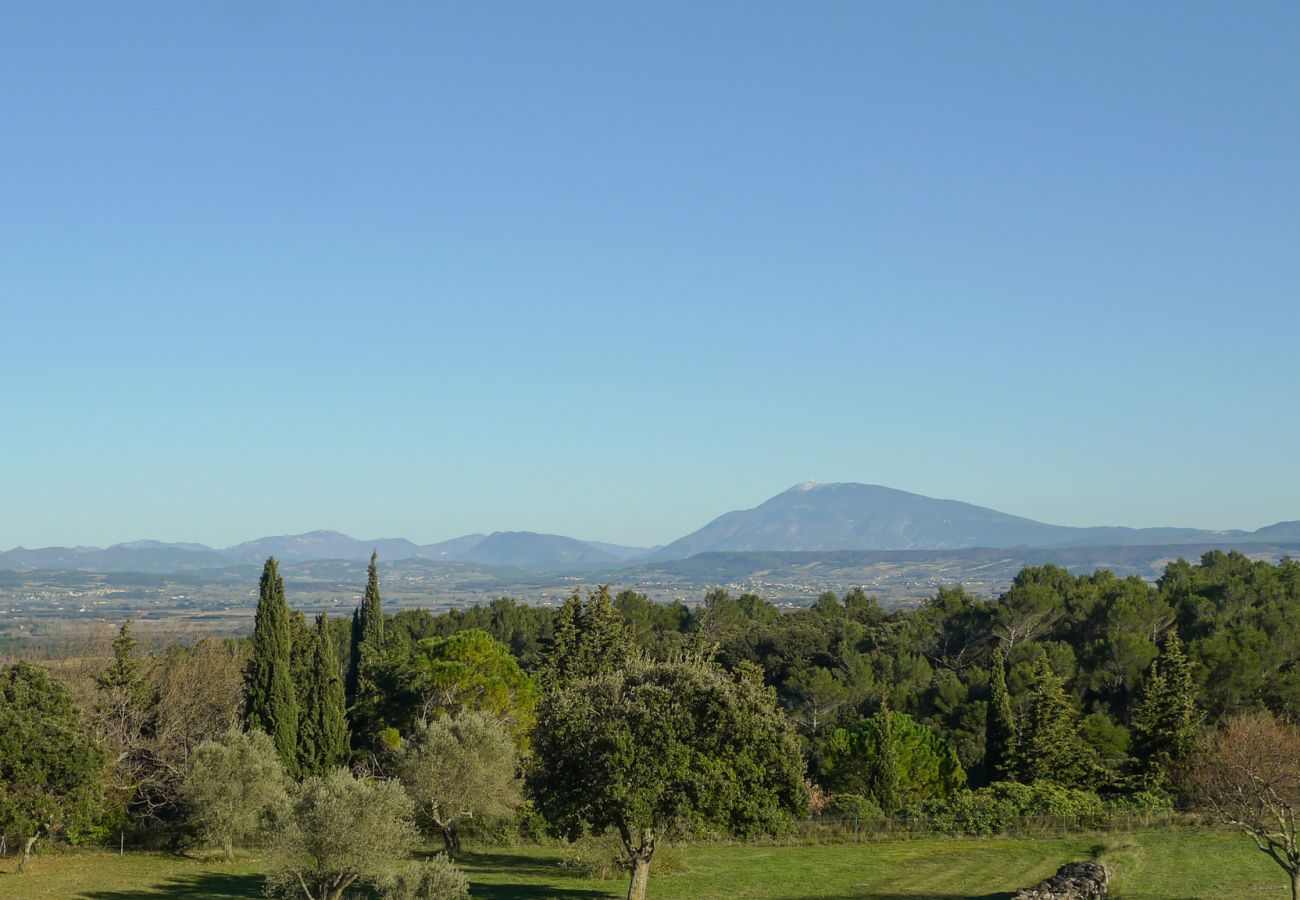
[0,829,1285,899]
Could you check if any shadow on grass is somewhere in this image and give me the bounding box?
[457,851,617,899]
[77,871,265,899]
[775,894,1015,900]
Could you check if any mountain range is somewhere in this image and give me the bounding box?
[3,482,1297,574]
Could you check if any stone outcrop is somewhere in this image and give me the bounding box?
[1012,861,1111,900]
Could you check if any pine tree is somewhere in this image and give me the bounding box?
[244,557,299,777]
[298,612,350,775]
[872,699,901,814]
[1016,657,1082,785]
[1131,630,1201,788]
[541,591,583,687]
[984,646,1017,783]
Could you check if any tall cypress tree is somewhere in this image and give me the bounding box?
[347,550,385,704]
[872,699,901,814]
[298,612,350,775]
[984,646,1017,783]
[1015,657,1081,785]
[244,557,299,776]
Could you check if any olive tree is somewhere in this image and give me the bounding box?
[181,728,288,860]
[266,767,418,900]
[0,662,105,872]
[528,657,808,900]
[1189,711,1300,900]
[396,710,522,855]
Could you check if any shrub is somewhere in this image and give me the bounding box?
[826,793,885,825]
[907,781,1107,835]
[379,855,470,900]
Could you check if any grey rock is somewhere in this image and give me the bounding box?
[1012,860,1111,900]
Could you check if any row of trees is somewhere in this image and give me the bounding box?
[5,550,1300,897]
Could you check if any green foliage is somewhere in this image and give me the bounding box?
[984,646,1016,783]
[410,629,539,741]
[821,705,965,810]
[181,728,288,860]
[297,612,350,776]
[1016,657,1089,787]
[397,711,522,855]
[379,855,470,900]
[0,661,106,847]
[348,551,388,747]
[540,586,635,687]
[265,768,418,900]
[909,781,1108,835]
[1130,630,1202,788]
[528,655,808,900]
[244,557,299,777]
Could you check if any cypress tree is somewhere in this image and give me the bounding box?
[872,699,901,814]
[1131,630,1201,788]
[984,646,1017,783]
[244,557,299,776]
[347,552,387,748]
[1016,657,1081,785]
[97,620,146,702]
[298,612,350,775]
[541,591,583,687]
[541,587,634,687]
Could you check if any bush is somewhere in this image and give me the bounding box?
[907,781,1107,835]
[379,855,470,900]
[826,793,885,825]
[557,834,688,880]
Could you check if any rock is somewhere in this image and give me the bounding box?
[1011,860,1111,900]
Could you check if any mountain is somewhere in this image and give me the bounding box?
[221,531,422,563]
[416,534,488,560]
[0,542,233,573]
[456,531,620,570]
[653,482,1279,559]
[581,540,656,561]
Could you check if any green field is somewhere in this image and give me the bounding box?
[0,829,1284,899]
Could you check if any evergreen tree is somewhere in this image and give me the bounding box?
[984,646,1017,783]
[298,613,350,775]
[347,552,389,749]
[245,557,299,776]
[1131,630,1201,788]
[540,586,634,686]
[872,698,901,814]
[1016,657,1083,785]
[97,620,147,702]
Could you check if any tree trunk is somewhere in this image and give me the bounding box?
[19,834,40,873]
[440,823,462,857]
[626,852,652,900]
[223,836,235,862]
[1291,867,1299,900]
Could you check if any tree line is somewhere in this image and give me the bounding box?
[4,549,1300,898]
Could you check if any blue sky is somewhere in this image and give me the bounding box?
[2,2,1297,549]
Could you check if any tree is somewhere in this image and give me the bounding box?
[1189,712,1300,900]
[1130,630,1201,788]
[872,699,901,813]
[0,662,105,871]
[348,551,385,699]
[541,586,635,687]
[396,711,522,855]
[297,613,350,776]
[529,657,808,900]
[984,646,1017,783]
[1016,657,1086,786]
[181,728,288,861]
[265,768,418,900]
[245,557,299,776]
[409,629,539,742]
[94,621,155,820]
[785,664,850,735]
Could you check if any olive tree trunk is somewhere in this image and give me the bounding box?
[619,822,655,900]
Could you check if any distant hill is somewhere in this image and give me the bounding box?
[0,542,233,573]
[653,482,1276,559]
[416,533,488,560]
[222,530,422,563]
[456,531,620,570]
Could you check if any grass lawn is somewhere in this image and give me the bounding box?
[0,829,1285,899]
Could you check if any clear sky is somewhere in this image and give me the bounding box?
[3,2,1298,550]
